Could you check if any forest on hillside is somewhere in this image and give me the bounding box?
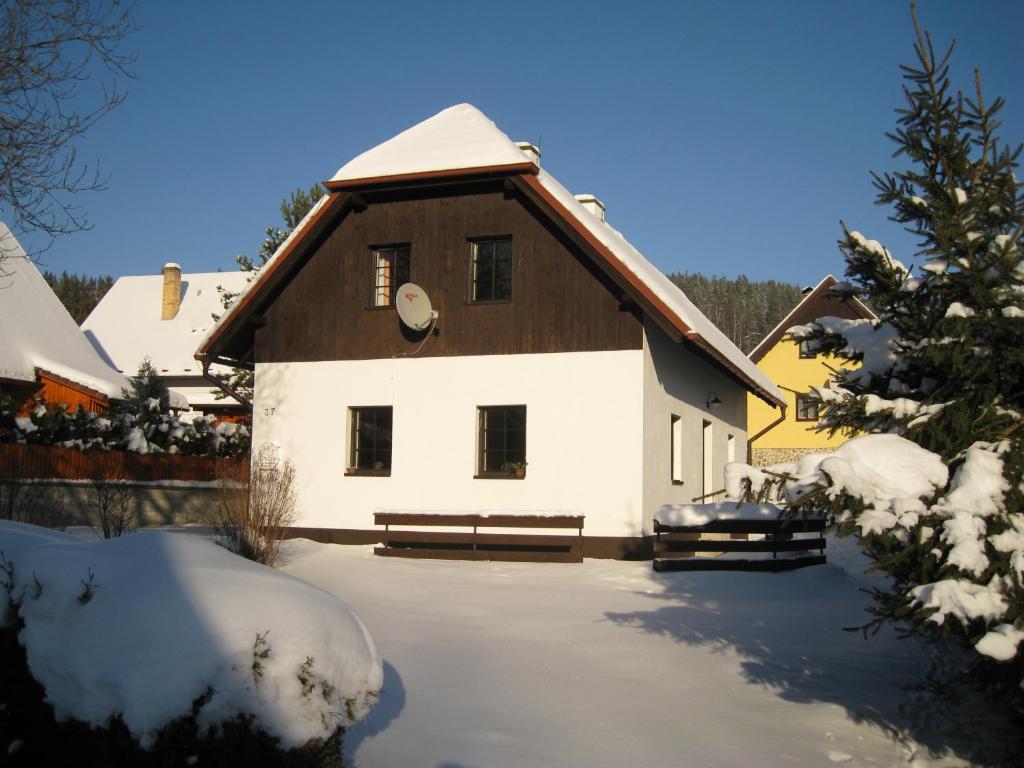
[668,272,805,353]
[42,268,805,353]
[43,271,114,324]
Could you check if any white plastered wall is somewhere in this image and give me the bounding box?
[252,350,644,537]
[641,319,748,534]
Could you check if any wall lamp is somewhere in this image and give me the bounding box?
[706,393,723,410]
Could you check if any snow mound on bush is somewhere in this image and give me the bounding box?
[818,434,948,503]
[0,522,382,749]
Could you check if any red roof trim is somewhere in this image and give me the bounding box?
[197,191,346,361]
[324,162,539,191]
[515,174,784,407]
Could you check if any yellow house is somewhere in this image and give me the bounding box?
[746,275,875,466]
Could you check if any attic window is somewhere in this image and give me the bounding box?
[798,340,817,359]
[372,245,411,307]
[470,237,512,302]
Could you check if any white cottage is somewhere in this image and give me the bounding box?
[83,265,250,416]
[199,104,783,557]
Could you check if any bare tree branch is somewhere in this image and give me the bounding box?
[0,0,138,265]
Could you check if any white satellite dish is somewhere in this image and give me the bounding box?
[395,283,438,331]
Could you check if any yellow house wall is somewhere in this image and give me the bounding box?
[747,338,855,451]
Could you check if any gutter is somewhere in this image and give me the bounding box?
[746,403,787,464]
[200,359,252,410]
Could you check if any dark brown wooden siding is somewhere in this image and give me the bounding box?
[255,185,643,362]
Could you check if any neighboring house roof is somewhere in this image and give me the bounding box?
[0,223,129,399]
[748,275,877,363]
[200,103,785,407]
[84,270,250,378]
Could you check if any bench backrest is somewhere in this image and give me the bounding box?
[375,512,583,530]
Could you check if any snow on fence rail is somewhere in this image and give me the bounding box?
[0,443,248,483]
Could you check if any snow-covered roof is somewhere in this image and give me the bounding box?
[84,270,250,378]
[205,104,784,406]
[0,223,128,398]
[331,103,537,183]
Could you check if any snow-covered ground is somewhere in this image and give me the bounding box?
[281,536,994,768]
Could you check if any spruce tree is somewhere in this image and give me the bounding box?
[785,6,1023,704]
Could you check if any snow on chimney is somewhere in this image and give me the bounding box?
[574,194,606,222]
[515,141,541,165]
[161,263,182,320]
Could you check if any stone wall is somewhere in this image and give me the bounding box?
[749,447,824,467]
[1,480,219,528]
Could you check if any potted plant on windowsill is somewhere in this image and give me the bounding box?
[502,461,528,479]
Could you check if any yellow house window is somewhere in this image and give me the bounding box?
[795,393,820,422]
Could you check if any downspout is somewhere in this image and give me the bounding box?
[200,358,253,410]
[746,403,787,464]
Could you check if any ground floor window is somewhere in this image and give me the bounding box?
[477,405,526,477]
[795,393,820,422]
[670,414,683,484]
[348,406,393,473]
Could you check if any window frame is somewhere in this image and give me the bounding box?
[346,406,394,476]
[795,393,820,422]
[370,244,411,309]
[797,339,817,359]
[475,405,527,479]
[670,414,684,485]
[468,236,513,304]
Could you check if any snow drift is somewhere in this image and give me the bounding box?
[0,522,382,749]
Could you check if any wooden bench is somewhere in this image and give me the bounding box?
[374,513,584,563]
[653,517,826,572]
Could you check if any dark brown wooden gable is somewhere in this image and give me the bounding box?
[253,182,643,363]
[749,279,874,363]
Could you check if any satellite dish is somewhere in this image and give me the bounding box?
[395,283,438,331]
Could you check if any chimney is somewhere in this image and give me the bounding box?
[515,141,541,165]
[574,194,606,222]
[161,262,182,320]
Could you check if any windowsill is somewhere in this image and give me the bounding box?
[465,299,512,306]
[364,305,396,312]
[474,473,525,480]
[345,468,391,477]
[671,480,684,486]
[795,418,819,423]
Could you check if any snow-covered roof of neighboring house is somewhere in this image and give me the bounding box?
[748,275,877,363]
[201,104,784,407]
[83,270,250,378]
[0,223,129,399]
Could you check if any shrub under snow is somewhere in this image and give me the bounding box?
[0,521,382,750]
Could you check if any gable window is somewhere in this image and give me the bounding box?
[348,406,393,474]
[477,405,526,477]
[373,245,411,307]
[798,340,817,359]
[795,393,820,422]
[470,237,512,302]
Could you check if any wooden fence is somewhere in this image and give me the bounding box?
[0,443,248,483]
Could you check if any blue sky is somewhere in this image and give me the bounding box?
[20,0,1023,286]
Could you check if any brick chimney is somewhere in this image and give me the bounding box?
[161,263,182,320]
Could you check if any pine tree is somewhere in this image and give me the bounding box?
[42,271,114,324]
[668,272,803,353]
[119,357,171,415]
[214,184,325,403]
[784,6,1023,704]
